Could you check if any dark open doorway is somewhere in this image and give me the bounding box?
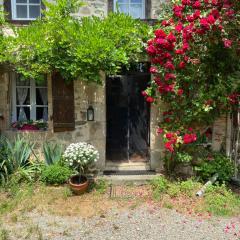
[106,63,151,163]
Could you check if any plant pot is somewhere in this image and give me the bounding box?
[69,174,89,195]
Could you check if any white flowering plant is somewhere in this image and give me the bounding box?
[63,142,99,175]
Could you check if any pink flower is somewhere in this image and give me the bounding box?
[223,39,232,48]
[141,91,147,96]
[150,66,158,73]
[157,128,164,134]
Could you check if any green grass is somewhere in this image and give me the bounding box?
[150,176,240,217]
[200,184,240,216]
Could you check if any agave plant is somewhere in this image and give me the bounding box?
[0,136,10,184]
[43,142,63,165]
[6,136,34,172]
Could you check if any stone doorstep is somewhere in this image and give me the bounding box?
[104,161,151,171]
[97,174,161,185]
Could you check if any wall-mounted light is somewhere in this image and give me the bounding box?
[87,106,94,121]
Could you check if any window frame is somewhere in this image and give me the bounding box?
[11,73,48,123]
[11,0,42,21]
[113,0,145,19]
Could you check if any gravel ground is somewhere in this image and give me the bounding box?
[3,205,240,240]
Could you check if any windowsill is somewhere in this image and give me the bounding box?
[10,128,48,132]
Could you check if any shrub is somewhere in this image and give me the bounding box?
[41,164,73,185]
[63,142,99,175]
[195,152,234,182]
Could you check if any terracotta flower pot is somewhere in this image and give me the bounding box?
[69,175,89,195]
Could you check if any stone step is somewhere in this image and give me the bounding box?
[105,162,151,171]
[98,173,160,185]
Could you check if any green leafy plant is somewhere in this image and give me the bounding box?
[41,164,73,185]
[150,176,169,200]
[6,137,34,171]
[43,142,63,165]
[166,183,181,198]
[202,184,240,216]
[4,0,150,83]
[195,152,234,182]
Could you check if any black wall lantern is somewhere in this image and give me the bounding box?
[87,106,94,121]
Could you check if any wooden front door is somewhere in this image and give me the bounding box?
[106,63,150,163]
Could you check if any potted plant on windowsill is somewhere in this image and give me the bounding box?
[63,142,99,195]
[11,120,48,131]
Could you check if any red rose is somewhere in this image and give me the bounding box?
[146,96,154,103]
[193,1,201,8]
[155,29,167,38]
[194,10,201,19]
[182,0,191,5]
[146,45,156,55]
[175,23,183,32]
[175,49,184,55]
[167,32,176,43]
[200,18,210,30]
[164,61,175,70]
[166,132,174,140]
[178,61,186,69]
[141,91,147,96]
[165,73,176,81]
[165,142,174,152]
[207,15,215,24]
[177,89,184,96]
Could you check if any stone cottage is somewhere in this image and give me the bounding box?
[0,0,228,173]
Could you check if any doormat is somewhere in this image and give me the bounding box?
[103,170,156,176]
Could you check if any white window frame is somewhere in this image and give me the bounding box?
[11,0,41,21]
[114,0,145,19]
[11,73,48,122]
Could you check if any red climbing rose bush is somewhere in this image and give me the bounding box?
[144,0,240,154]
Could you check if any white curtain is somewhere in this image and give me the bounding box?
[38,88,48,121]
[17,88,28,121]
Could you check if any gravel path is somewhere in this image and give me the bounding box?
[3,205,240,240]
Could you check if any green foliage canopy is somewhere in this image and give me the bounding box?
[3,0,150,83]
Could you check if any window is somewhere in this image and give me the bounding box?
[114,0,145,19]
[11,0,41,20]
[11,74,48,123]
